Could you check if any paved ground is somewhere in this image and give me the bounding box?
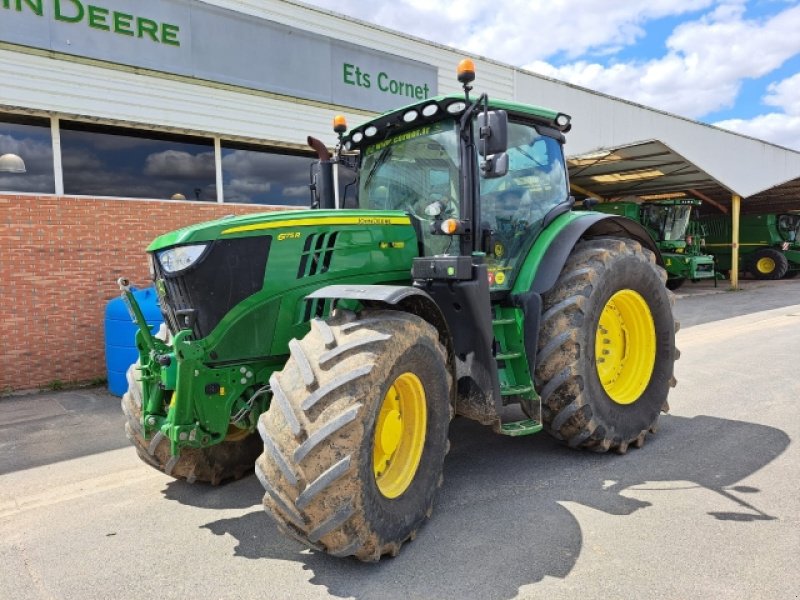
[1,280,799,600]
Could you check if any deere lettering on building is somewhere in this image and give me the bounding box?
[2,0,181,45]
[0,0,436,111]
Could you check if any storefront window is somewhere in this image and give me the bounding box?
[0,115,55,194]
[60,123,216,201]
[221,143,315,205]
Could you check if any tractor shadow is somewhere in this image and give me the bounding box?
[196,414,788,600]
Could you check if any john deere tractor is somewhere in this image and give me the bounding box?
[121,60,677,561]
[589,198,715,290]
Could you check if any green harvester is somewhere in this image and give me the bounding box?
[700,213,800,279]
[120,59,677,560]
[588,198,716,290]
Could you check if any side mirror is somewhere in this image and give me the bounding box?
[478,110,508,157]
[481,151,508,179]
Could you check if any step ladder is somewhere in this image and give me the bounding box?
[492,308,542,437]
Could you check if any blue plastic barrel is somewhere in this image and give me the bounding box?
[105,288,164,396]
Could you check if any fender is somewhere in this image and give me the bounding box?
[306,284,453,365]
[511,212,664,380]
[530,212,663,295]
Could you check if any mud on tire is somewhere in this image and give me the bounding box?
[121,363,262,485]
[535,238,677,454]
[256,309,452,561]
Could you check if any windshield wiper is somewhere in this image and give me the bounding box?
[362,145,394,198]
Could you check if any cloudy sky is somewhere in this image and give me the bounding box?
[303,0,800,150]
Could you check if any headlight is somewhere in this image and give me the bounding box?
[157,244,208,273]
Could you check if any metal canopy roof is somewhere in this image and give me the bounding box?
[567,140,800,215]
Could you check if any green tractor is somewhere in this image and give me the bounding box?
[700,212,800,279]
[120,61,677,561]
[588,198,715,290]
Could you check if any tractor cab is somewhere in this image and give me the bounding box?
[331,64,573,295]
[640,199,700,250]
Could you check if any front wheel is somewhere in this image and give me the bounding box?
[749,248,788,280]
[535,238,677,453]
[256,310,452,561]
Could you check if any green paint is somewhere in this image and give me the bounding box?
[590,200,716,283]
[130,97,581,457]
[7,0,43,15]
[112,11,132,36]
[54,0,82,23]
[9,0,181,46]
[161,23,180,46]
[343,62,430,100]
[136,17,158,42]
[701,213,800,273]
[86,4,108,30]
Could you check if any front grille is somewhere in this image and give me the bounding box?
[153,236,271,339]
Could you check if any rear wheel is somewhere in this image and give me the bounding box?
[121,363,262,484]
[256,310,452,561]
[535,238,677,453]
[750,248,788,280]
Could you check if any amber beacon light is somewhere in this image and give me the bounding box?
[457,58,476,84]
[333,115,348,134]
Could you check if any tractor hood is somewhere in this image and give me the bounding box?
[147,209,413,251]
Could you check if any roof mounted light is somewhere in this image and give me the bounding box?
[333,115,348,134]
[446,101,467,114]
[457,58,476,84]
[554,113,572,131]
[422,104,439,117]
[351,131,364,144]
[403,109,419,123]
[365,125,378,137]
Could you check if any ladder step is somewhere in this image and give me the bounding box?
[496,351,522,361]
[492,318,515,326]
[500,384,533,396]
[499,419,543,437]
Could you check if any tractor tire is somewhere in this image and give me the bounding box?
[666,277,685,291]
[535,238,677,454]
[256,309,452,561]
[121,363,262,485]
[749,248,788,280]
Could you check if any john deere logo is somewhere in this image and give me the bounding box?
[2,0,181,46]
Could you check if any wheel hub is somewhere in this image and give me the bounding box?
[756,257,775,274]
[373,372,427,499]
[595,289,657,405]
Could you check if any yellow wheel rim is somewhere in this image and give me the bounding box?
[595,289,657,405]
[373,372,427,499]
[756,257,775,274]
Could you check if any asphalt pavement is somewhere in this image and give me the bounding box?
[1,279,799,600]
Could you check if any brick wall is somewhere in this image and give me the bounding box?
[0,194,282,391]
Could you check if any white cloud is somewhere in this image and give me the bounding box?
[144,150,215,179]
[303,0,713,64]
[715,72,800,150]
[225,177,272,201]
[526,3,800,119]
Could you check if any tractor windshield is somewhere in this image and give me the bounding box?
[642,205,692,242]
[480,122,568,287]
[357,119,461,255]
[777,214,800,243]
